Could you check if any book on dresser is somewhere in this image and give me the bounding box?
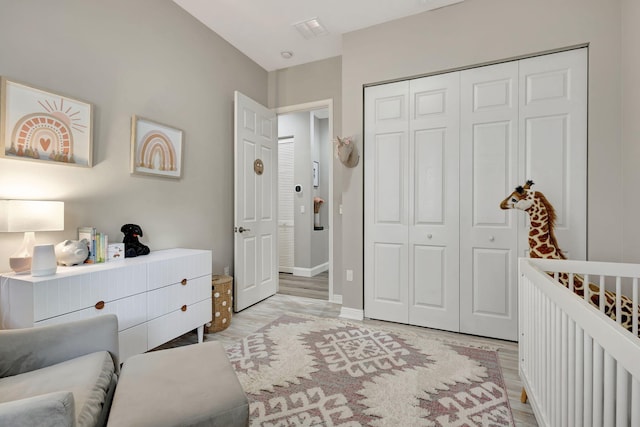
[0,248,213,362]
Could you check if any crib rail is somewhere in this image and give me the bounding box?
[519,258,640,427]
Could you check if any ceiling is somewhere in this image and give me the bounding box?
[173,0,465,72]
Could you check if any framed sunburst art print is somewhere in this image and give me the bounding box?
[130,115,183,179]
[0,77,93,167]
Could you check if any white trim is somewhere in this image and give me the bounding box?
[275,99,335,304]
[339,307,364,321]
[331,294,343,305]
[292,262,328,278]
[279,266,294,274]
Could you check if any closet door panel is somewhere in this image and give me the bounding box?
[519,49,587,260]
[460,62,519,341]
[408,72,460,331]
[365,81,410,323]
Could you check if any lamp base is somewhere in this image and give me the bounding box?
[9,231,36,274]
[9,256,32,274]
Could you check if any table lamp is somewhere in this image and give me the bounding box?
[0,200,64,275]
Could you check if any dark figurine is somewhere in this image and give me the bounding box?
[121,224,150,257]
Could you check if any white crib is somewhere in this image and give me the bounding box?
[519,258,640,427]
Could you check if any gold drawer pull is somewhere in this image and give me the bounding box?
[95,301,105,310]
[181,305,187,312]
[181,278,187,286]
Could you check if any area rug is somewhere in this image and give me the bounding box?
[225,315,514,426]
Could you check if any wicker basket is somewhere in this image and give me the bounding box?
[206,275,233,333]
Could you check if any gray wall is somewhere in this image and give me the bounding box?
[341,0,624,310]
[622,0,640,263]
[0,0,268,274]
[311,117,329,268]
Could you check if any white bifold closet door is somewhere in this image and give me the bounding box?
[364,73,461,330]
[365,48,587,341]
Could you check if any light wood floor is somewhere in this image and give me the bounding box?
[162,293,538,426]
[277,271,328,300]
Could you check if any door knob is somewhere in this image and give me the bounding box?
[427,234,433,239]
[238,226,251,233]
[489,236,495,242]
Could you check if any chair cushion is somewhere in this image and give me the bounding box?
[0,351,115,427]
[0,391,75,427]
[107,341,249,427]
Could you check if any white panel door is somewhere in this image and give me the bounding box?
[278,138,295,273]
[460,62,520,340]
[519,48,587,261]
[364,81,410,323]
[234,91,278,312]
[408,72,461,331]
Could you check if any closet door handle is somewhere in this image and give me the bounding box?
[489,236,495,242]
[95,301,105,310]
[427,234,433,239]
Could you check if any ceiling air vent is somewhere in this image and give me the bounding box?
[293,17,328,39]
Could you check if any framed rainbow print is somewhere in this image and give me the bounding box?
[0,77,93,167]
[130,115,183,179]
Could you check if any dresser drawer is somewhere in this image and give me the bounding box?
[146,251,211,291]
[33,263,147,322]
[146,298,212,350]
[35,293,147,331]
[119,323,148,362]
[146,275,211,320]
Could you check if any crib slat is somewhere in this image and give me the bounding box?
[633,278,638,337]
[568,319,575,427]
[603,353,615,427]
[584,274,590,302]
[632,378,640,427]
[569,272,574,292]
[616,365,629,426]
[616,276,622,326]
[584,334,593,427]
[575,326,584,427]
[593,343,604,427]
[561,312,568,426]
[600,275,606,313]
[555,306,562,427]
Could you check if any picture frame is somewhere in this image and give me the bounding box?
[313,160,319,188]
[0,77,93,167]
[130,115,183,179]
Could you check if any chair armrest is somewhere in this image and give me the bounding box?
[0,314,119,378]
[0,391,75,427]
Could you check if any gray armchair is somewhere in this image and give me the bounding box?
[0,315,120,427]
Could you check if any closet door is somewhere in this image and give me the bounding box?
[459,62,520,341]
[518,49,587,261]
[364,81,410,323]
[408,72,461,331]
[278,138,295,273]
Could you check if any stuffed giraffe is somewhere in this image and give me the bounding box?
[500,180,637,332]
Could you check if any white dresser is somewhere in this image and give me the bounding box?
[0,248,212,361]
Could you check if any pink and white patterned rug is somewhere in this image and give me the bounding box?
[226,315,514,426]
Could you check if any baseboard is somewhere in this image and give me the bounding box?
[279,266,294,274]
[292,262,329,278]
[339,306,364,321]
[331,294,343,304]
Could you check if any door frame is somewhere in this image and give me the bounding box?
[275,99,335,303]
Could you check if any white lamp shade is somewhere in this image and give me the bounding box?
[0,200,64,232]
